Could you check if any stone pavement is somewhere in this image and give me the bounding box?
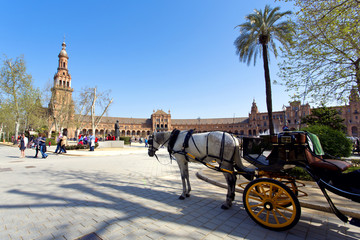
[0,144,359,240]
[197,168,360,219]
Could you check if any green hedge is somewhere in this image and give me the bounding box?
[46,138,57,146]
[301,125,352,157]
[66,143,99,150]
[120,136,131,145]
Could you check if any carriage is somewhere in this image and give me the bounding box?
[240,131,360,230]
[148,130,360,231]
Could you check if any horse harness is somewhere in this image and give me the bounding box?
[167,129,237,174]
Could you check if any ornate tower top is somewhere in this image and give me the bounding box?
[251,99,258,113]
[58,41,68,58]
[54,41,72,89]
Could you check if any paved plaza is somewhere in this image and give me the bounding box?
[0,144,359,240]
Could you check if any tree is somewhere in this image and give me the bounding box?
[0,55,41,141]
[301,105,345,131]
[234,5,293,135]
[76,87,113,137]
[278,0,360,105]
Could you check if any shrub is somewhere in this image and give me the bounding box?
[285,167,313,181]
[301,125,352,157]
[66,143,99,150]
[120,136,131,145]
[46,138,57,146]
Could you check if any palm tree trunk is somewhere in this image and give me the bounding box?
[262,43,274,135]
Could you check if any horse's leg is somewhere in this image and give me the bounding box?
[177,157,190,200]
[185,162,191,197]
[221,166,237,209]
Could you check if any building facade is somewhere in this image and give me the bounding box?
[48,42,360,139]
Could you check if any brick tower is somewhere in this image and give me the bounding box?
[48,41,75,137]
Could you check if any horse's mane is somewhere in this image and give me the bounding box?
[155,132,169,144]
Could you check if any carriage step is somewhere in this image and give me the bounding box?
[350,217,360,227]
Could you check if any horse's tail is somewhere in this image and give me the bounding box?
[233,138,254,181]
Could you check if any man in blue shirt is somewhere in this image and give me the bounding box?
[39,133,48,159]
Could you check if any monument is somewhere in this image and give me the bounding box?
[115,120,120,140]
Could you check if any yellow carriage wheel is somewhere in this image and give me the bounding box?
[257,172,299,196]
[243,178,301,231]
[255,175,298,208]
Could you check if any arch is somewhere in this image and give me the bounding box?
[240,130,244,135]
[99,129,105,139]
[248,130,252,136]
[147,131,151,136]
[126,130,131,136]
[253,130,256,136]
[352,126,358,137]
[137,130,141,136]
[121,130,125,136]
[132,130,136,136]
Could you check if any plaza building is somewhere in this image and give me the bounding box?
[48,42,360,139]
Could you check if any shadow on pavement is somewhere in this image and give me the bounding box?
[1,169,359,240]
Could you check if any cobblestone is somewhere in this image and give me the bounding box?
[0,145,359,239]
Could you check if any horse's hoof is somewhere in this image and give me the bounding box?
[221,204,230,210]
[179,196,185,200]
[186,194,190,198]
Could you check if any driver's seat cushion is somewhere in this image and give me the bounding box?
[305,148,352,172]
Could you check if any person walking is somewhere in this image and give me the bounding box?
[60,134,67,153]
[33,136,40,158]
[19,133,28,158]
[89,133,95,151]
[55,132,63,154]
[39,133,48,159]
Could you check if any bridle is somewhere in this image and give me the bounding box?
[148,133,171,161]
[148,135,159,154]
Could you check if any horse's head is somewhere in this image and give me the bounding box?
[148,134,159,157]
[148,132,170,157]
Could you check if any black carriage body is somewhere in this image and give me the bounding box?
[241,131,360,229]
[242,131,307,172]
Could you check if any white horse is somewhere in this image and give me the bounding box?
[148,130,253,209]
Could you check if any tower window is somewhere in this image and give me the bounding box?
[67,82,69,87]
[63,62,65,68]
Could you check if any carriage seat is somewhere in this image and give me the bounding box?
[304,148,352,172]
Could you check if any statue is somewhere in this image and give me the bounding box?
[115,120,120,140]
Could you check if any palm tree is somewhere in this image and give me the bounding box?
[234,5,293,135]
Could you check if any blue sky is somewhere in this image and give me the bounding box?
[0,0,296,119]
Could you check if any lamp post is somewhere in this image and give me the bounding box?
[282,105,287,131]
[197,117,200,133]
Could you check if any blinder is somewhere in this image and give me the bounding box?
[147,134,157,157]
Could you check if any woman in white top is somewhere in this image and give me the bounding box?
[19,133,28,158]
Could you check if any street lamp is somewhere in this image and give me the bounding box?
[197,117,200,133]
